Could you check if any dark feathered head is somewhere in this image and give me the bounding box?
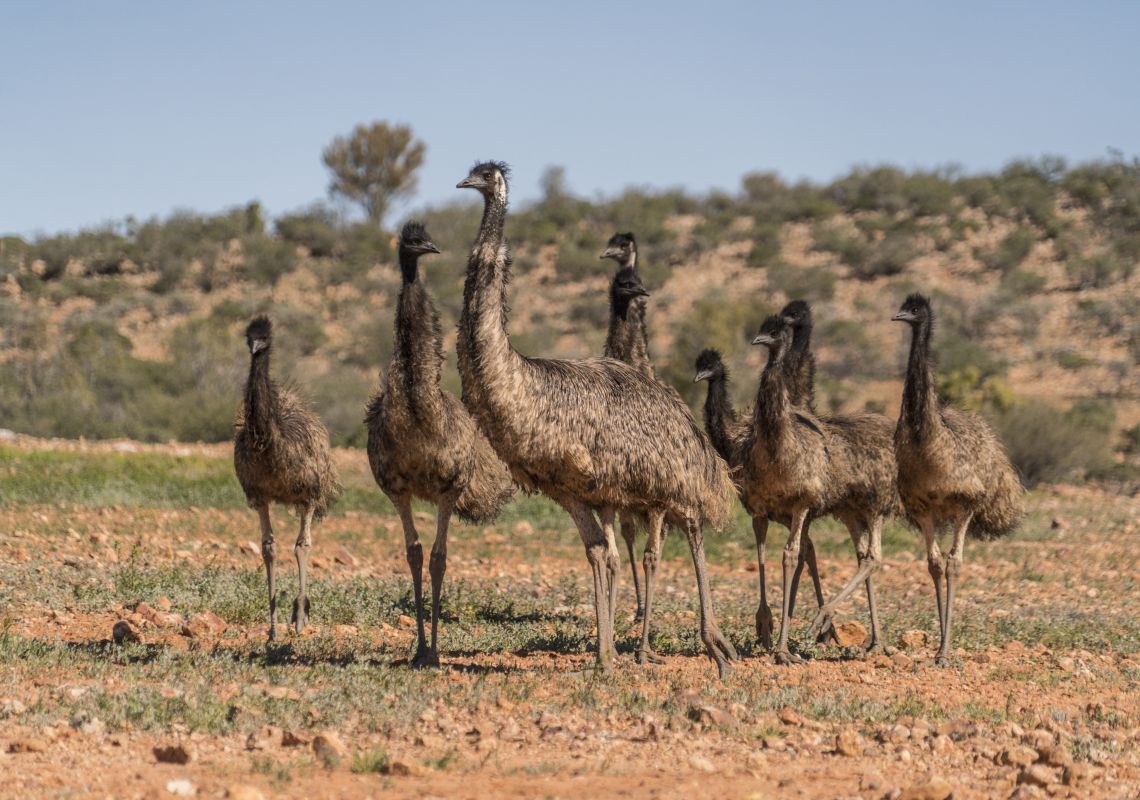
[892,293,932,325]
[398,221,441,256]
[600,232,638,265]
[245,315,272,356]
[693,348,725,383]
[456,161,511,199]
[751,313,790,349]
[610,265,649,302]
[780,300,812,330]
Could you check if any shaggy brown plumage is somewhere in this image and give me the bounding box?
[457,162,737,677]
[365,222,515,666]
[744,313,898,664]
[892,293,1024,664]
[695,345,836,652]
[233,315,339,641]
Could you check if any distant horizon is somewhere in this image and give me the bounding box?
[4,2,1137,238]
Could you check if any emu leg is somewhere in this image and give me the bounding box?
[258,505,278,642]
[619,512,644,623]
[684,517,738,678]
[774,507,810,665]
[426,492,458,668]
[636,510,666,665]
[938,513,972,666]
[291,504,316,635]
[919,517,947,664]
[600,508,621,662]
[396,497,429,667]
[567,503,615,672]
[752,516,774,650]
[806,519,882,647]
[864,518,884,653]
[800,530,839,645]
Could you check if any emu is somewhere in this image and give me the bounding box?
[746,313,897,664]
[457,161,737,676]
[599,235,667,661]
[233,316,340,641]
[365,222,515,667]
[892,293,1023,664]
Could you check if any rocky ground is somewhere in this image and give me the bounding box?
[0,436,1138,799]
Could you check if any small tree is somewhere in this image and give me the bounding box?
[322,122,426,224]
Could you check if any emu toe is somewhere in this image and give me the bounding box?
[635,647,665,665]
[290,597,311,634]
[411,648,440,669]
[774,648,804,666]
[755,604,774,651]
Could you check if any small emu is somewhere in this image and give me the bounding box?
[233,316,340,641]
[365,222,514,667]
[892,293,1024,664]
[746,313,898,664]
[457,161,737,676]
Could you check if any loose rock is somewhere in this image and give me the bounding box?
[182,610,227,638]
[1000,745,1039,768]
[898,776,952,800]
[1019,764,1059,787]
[688,754,716,773]
[834,620,868,648]
[154,742,195,764]
[312,730,349,765]
[778,707,804,726]
[112,620,140,645]
[8,737,50,754]
[165,779,197,797]
[835,729,862,756]
[225,787,265,800]
[899,630,929,652]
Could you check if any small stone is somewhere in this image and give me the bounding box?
[899,630,928,652]
[688,754,716,773]
[1019,764,1059,787]
[165,779,197,797]
[154,742,195,764]
[936,718,977,741]
[1062,763,1089,787]
[385,759,427,777]
[1056,656,1076,671]
[334,546,359,567]
[834,620,868,648]
[891,653,913,670]
[182,610,228,638]
[745,751,767,770]
[835,729,862,756]
[241,541,261,557]
[1001,745,1039,767]
[763,735,786,751]
[8,737,50,753]
[897,747,912,764]
[882,724,910,743]
[1008,788,1045,800]
[312,730,348,764]
[898,776,952,800]
[930,734,953,754]
[225,787,266,800]
[860,772,884,791]
[688,702,734,728]
[1025,729,1053,750]
[397,614,416,629]
[1,699,27,716]
[778,707,804,726]
[156,597,172,611]
[79,717,105,736]
[112,620,140,645]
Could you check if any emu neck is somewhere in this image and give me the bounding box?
[398,246,419,284]
[703,370,737,461]
[604,293,652,376]
[245,352,275,441]
[785,325,815,409]
[754,347,791,448]
[901,319,939,441]
[459,191,518,401]
[393,251,443,417]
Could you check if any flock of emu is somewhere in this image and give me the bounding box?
[233,161,1025,677]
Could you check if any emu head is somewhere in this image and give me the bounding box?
[780,300,812,333]
[693,349,725,383]
[399,221,441,257]
[610,266,649,303]
[892,293,932,326]
[751,314,790,353]
[457,161,510,202]
[600,232,637,267]
[245,315,272,357]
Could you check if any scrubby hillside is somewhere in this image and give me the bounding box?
[1,158,1137,489]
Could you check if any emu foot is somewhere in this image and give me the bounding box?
[933,652,953,668]
[411,647,440,669]
[290,597,311,634]
[755,603,774,651]
[704,627,739,679]
[635,647,665,665]
[266,624,277,643]
[805,608,836,644]
[862,640,883,656]
[633,606,645,625]
[773,647,804,666]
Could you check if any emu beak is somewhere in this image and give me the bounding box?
[632,286,650,297]
[600,246,621,260]
[891,311,914,322]
[423,241,441,255]
[250,339,268,355]
[694,370,714,383]
[456,176,479,189]
[752,333,775,346]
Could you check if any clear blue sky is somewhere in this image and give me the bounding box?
[2,1,1137,237]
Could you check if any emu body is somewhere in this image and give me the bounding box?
[233,316,339,641]
[366,222,514,666]
[457,162,737,677]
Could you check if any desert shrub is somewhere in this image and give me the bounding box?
[275,205,340,258]
[811,222,869,271]
[741,172,837,222]
[830,166,908,214]
[765,261,836,302]
[994,157,1064,234]
[999,268,1047,295]
[934,331,1006,380]
[746,223,782,268]
[1054,350,1093,370]
[242,236,296,286]
[979,227,1036,273]
[1066,253,1131,289]
[818,318,888,380]
[854,233,918,280]
[993,398,1114,487]
[899,169,958,216]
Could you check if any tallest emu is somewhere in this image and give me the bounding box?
[456,162,738,676]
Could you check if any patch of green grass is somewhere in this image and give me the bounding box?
[352,748,389,774]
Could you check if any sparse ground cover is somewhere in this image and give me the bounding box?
[0,436,1138,798]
